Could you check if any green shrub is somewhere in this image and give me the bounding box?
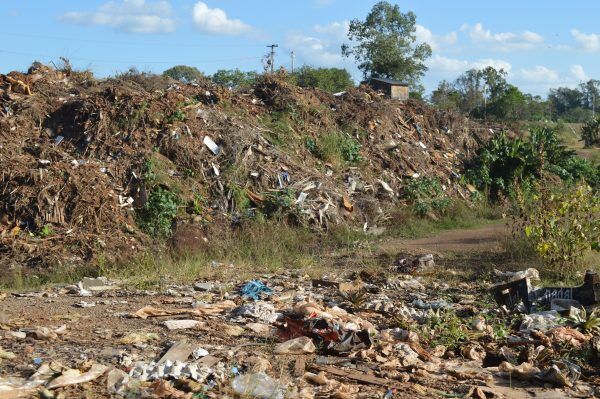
[304,137,318,156]
[403,177,451,216]
[262,188,296,217]
[465,127,598,198]
[136,187,180,238]
[514,184,600,279]
[314,131,362,165]
[582,117,600,148]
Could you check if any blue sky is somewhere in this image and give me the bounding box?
[2,0,600,96]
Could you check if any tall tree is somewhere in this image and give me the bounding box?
[163,65,204,83]
[579,79,600,110]
[430,80,460,110]
[341,1,431,87]
[211,69,258,88]
[295,66,354,93]
[454,69,485,115]
[548,87,584,116]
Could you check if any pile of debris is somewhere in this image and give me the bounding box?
[1,65,493,271]
[0,260,598,398]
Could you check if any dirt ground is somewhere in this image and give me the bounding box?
[1,224,597,399]
[379,223,507,256]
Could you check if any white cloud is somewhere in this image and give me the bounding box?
[471,58,512,72]
[516,66,559,83]
[522,31,544,43]
[570,64,588,81]
[571,29,600,52]
[468,23,516,43]
[462,23,544,51]
[314,21,349,41]
[508,64,590,95]
[192,1,253,36]
[285,32,342,65]
[427,55,512,74]
[285,20,354,67]
[415,25,457,51]
[60,0,176,34]
[427,55,469,74]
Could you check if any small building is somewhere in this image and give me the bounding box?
[366,77,409,101]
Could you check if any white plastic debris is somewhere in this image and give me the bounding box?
[163,320,202,330]
[494,268,540,282]
[192,348,209,359]
[231,373,284,399]
[295,192,308,204]
[520,310,561,332]
[129,360,216,382]
[378,179,394,195]
[203,136,220,155]
[230,302,281,324]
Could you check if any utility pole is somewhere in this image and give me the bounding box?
[266,44,278,73]
[291,51,295,73]
[593,93,596,118]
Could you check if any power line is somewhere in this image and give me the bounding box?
[0,31,266,48]
[0,49,260,65]
[291,51,295,73]
[266,44,278,73]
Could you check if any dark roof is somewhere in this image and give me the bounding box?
[368,77,408,86]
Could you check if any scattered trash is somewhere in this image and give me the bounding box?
[240,280,273,301]
[274,337,316,354]
[412,298,450,310]
[203,136,220,155]
[118,332,159,345]
[520,311,561,332]
[231,372,284,399]
[231,301,280,323]
[498,360,581,387]
[158,340,196,364]
[493,269,600,313]
[162,319,202,330]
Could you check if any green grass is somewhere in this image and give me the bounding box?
[526,121,600,165]
[386,199,503,239]
[0,200,506,291]
[315,131,362,166]
[99,221,321,288]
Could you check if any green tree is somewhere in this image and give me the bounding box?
[163,65,204,83]
[548,87,585,121]
[341,1,431,87]
[295,66,354,93]
[481,66,508,100]
[430,80,460,110]
[454,69,485,115]
[579,79,600,110]
[486,85,527,120]
[211,69,258,88]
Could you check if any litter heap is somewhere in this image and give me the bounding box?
[0,263,598,398]
[0,64,492,270]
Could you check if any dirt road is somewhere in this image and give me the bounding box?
[379,223,507,256]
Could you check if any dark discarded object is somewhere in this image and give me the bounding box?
[492,270,600,313]
[277,316,372,355]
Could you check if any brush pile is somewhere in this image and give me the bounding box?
[0,65,493,272]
